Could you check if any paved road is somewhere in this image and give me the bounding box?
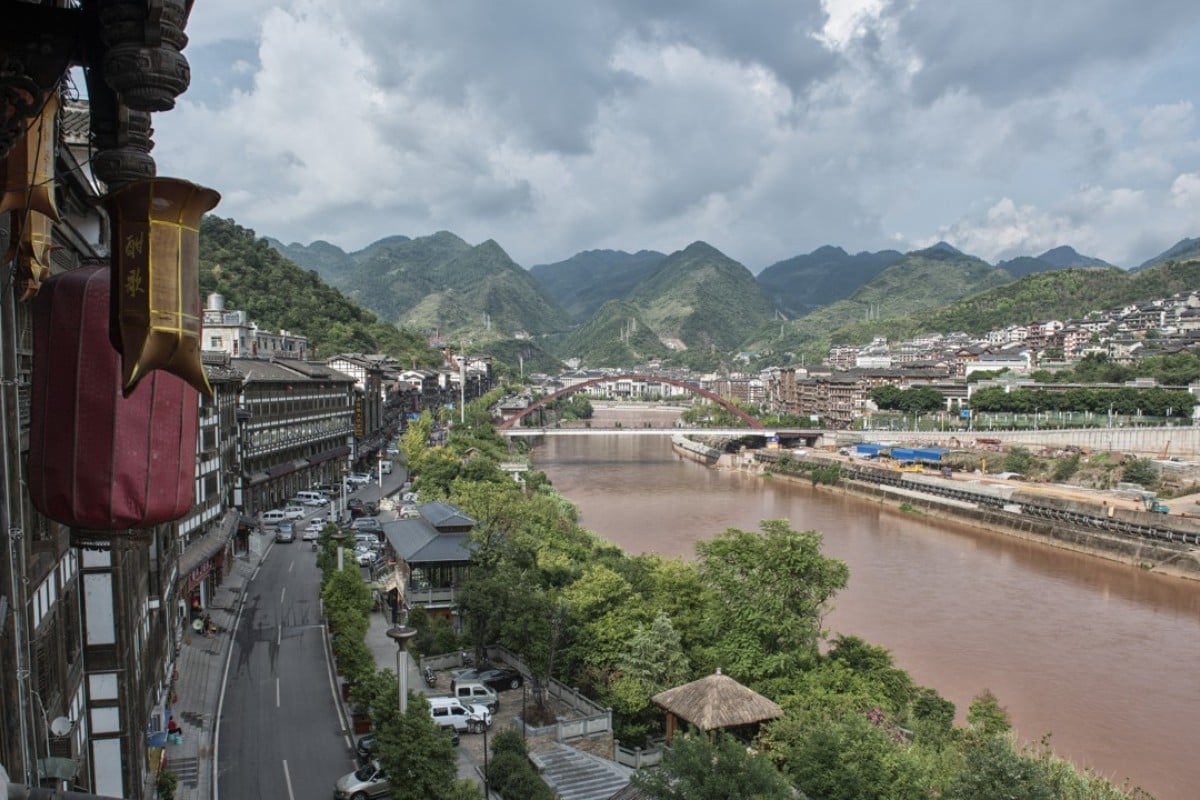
[216,507,355,800]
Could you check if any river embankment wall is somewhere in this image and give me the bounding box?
[726,450,1200,581]
[670,434,721,466]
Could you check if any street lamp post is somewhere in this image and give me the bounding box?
[386,623,418,714]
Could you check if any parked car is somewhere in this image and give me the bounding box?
[333,760,389,800]
[428,698,491,734]
[453,667,524,692]
[352,517,382,533]
[355,548,377,566]
[275,523,295,543]
[347,497,366,515]
[354,734,377,764]
[346,472,373,486]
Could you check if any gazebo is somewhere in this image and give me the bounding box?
[651,669,783,744]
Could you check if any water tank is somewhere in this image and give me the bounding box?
[206,292,225,311]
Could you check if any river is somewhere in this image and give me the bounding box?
[530,416,1200,800]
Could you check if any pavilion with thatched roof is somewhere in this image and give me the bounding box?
[651,669,783,743]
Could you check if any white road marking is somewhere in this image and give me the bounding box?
[280,586,286,605]
[282,759,295,800]
[276,677,281,708]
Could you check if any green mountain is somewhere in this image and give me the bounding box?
[556,300,672,367]
[1135,237,1200,271]
[530,249,666,322]
[996,246,1111,279]
[800,255,1200,355]
[756,245,903,316]
[749,243,1015,361]
[272,232,572,342]
[266,237,355,286]
[200,216,438,364]
[1035,246,1111,269]
[627,241,776,353]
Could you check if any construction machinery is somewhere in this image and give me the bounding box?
[1141,493,1170,514]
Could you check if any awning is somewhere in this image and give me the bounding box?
[267,463,294,478]
[177,510,238,577]
[248,471,270,486]
[238,514,259,530]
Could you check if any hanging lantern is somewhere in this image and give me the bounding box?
[0,87,61,222]
[103,176,219,397]
[27,266,199,531]
[98,0,191,112]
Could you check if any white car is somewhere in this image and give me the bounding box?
[282,505,306,520]
[346,473,373,486]
[302,520,324,541]
[355,548,377,566]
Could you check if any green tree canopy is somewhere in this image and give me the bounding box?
[697,520,848,681]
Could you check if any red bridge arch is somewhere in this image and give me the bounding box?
[498,374,764,431]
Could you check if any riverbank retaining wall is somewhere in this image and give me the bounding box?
[670,434,721,466]
[744,452,1200,581]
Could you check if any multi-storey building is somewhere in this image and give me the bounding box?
[202,292,308,360]
[326,353,394,465]
[175,355,246,626]
[232,358,356,514]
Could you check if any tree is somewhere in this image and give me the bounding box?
[632,732,793,800]
[1121,458,1158,490]
[775,710,929,800]
[697,520,848,681]
[373,692,466,800]
[400,410,435,471]
[942,735,1053,800]
[966,690,1011,737]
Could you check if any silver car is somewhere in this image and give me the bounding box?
[333,760,389,800]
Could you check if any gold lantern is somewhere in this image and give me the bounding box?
[15,210,55,301]
[104,176,219,397]
[0,88,61,223]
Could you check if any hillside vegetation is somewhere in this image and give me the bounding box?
[200,216,439,364]
[531,249,666,322]
[274,232,572,342]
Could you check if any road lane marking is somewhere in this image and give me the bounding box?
[280,586,286,605]
[276,677,280,708]
[282,759,295,800]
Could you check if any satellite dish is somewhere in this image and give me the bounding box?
[49,716,73,738]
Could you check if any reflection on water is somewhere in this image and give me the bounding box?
[534,431,1200,800]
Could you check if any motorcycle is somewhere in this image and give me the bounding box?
[311,540,318,552]
[424,667,437,688]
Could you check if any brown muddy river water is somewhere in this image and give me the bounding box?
[531,414,1200,800]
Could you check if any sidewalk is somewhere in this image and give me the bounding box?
[163,531,270,800]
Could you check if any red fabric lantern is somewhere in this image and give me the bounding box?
[27,265,198,530]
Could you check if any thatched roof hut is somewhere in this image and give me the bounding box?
[651,669,783,743]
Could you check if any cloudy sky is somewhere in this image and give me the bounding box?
[150,0,1200,271]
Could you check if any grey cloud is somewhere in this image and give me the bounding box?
[891,0,1200,105]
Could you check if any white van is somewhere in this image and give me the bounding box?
[379,460,393,475]
[451,680,498,712]
[294,491,328,507]
[261,509,288,526]
[428,697,491,733]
